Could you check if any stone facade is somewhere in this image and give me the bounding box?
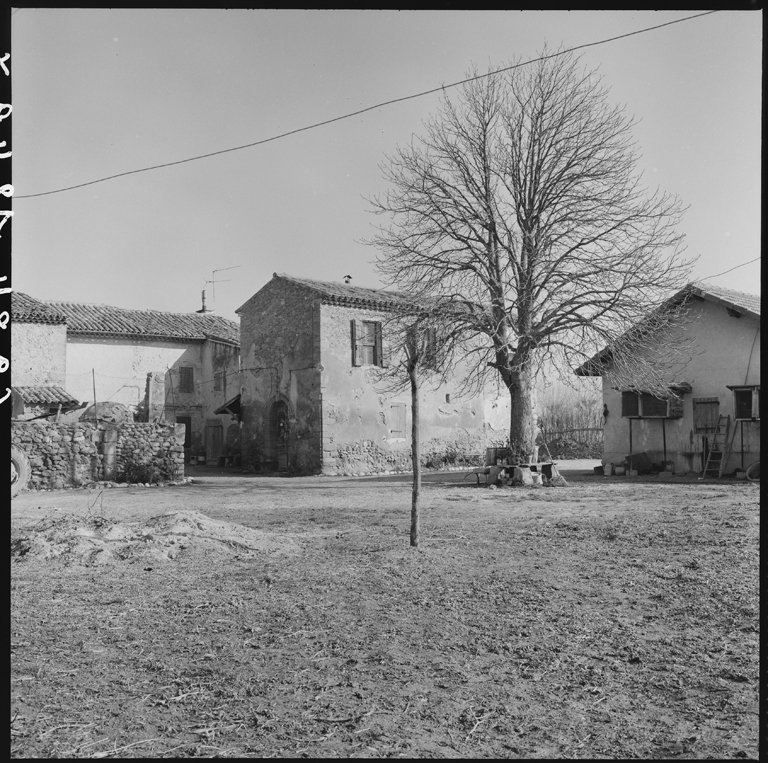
[236,274,510,474]
[237,276,322,471]
[12,420,185,490]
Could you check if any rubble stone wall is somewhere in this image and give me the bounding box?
[11,420,185,490]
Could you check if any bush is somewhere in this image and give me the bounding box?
[116,460,166,484]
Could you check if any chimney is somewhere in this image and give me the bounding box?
[196,288,214,314]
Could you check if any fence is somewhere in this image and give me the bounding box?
[538,427,603,459]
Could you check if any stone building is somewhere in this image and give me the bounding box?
[236,273,510,474]
[10,292,80,418]
[575,282,760,475]
[12,292,241,463]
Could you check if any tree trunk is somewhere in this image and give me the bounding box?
[507,363,537,464]
[408,360,420,548]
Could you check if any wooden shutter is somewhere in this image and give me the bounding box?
[179,367,194,393]
[693,397,719,432]
[377,323,389,367]
[351,320,364,366]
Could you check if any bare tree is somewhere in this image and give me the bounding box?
[368,50,695,463]
[374,306,465,548]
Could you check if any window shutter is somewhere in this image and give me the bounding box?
[179,367,194,393]
[753,387,760,419]
[351,320,363,366]
[377,323,389,367]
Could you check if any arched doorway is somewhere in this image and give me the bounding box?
[268,399,289,471]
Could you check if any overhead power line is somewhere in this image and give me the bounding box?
[697,256,761,282]
[16,10,719,200]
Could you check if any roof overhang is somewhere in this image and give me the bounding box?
[214,394,241,417]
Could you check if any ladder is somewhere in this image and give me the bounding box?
[701,414,731,478]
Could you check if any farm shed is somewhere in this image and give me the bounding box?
[575,282,760,475]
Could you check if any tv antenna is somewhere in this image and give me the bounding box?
[202,265,241,308]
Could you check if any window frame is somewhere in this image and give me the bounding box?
[351,319,388,368]
[619,388,684,419]
[729,385,760,420]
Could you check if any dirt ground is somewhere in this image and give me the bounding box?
[11,462,759,759]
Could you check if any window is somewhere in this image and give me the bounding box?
[639,393,668,418]
[620,390,684,418]
[731,386,760,420]
[351,320,388,367]
[621,391,640,417]
[214,371,223,392]
[178,367,194,393]
[389,403,407,437]
[693,397,720,433]
[406,325,440,370]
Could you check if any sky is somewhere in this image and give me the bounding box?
[11,9,762,323]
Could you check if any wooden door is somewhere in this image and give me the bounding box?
[205,419,224,465]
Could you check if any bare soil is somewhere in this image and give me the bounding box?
[11,464,759,759]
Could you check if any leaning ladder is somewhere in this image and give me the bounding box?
[701,414,731,478]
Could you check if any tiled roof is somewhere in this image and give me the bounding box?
[13,385,79,406]
[574,281,761,376]
[270,274,417,311]
[45,300,240,345]
[11,292,68,324]
[689,282,760,319]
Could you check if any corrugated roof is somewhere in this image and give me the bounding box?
[45,300,240,345]
[574,281,761,377]
[13,385,80,406]
[11,292,68,324]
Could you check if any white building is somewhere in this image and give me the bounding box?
[575,283,760,475]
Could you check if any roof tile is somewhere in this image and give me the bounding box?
[11,292,68,324]
[14,385,79,406]
[44,300,240,345]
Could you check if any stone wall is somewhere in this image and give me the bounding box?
[12,420,185,490]
[237,277,322,472]
[113,422,186,482]
[328,434,499,476]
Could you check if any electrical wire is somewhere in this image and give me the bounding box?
[697,256,761,282]
[15,11,719,200]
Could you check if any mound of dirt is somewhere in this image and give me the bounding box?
[11,510,297,566]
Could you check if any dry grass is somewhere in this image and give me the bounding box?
[11,474,759,758]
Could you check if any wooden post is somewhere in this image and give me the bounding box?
[662,418,667,463]
[629,418,633,468]
[740,420,744,470]
[408,355,420,548]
